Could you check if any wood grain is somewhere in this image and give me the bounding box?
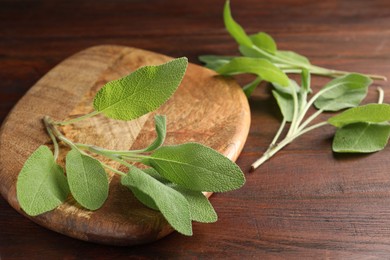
[1,0,390,258]
[0,45,250,245]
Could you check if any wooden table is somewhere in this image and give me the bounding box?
[1,0,390,258]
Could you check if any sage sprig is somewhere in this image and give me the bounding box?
[16,57,246,236]
[200,0,389,170]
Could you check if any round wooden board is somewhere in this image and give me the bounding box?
[0,45,250,246]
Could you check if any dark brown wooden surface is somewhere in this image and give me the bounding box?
[1,0,390,258]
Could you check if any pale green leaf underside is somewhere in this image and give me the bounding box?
[275,50,311,66]
[333,122,390,153]
[121,167,192,236]
[17,145,69,216]
[142,142,245,192]
[223,0,252,48]
[66,149,109,210]
[243,77,262,97]
[172,186,217,223]
[272,90,294,122]
[315,74,371,111]
[137,168,217,223]
[217,57,289,87]
[198,55,235,71]
[328,104,390,127]
[93,57,188,120]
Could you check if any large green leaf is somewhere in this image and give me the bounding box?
[272,90,294,122]
[142,143,245,192]
[17,146,69,216]
[333,122,390,153]
[93,57,188,120]
[66,149,109,210]
[217,57,289,87]
[121,167,192,236]
[328,103,390,127]
[223,0,252,48]
[314,74,372,111]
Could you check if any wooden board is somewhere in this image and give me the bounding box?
[0,45,250,246]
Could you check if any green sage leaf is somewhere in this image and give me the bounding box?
[272,90,295,122]
[66,149,109,210]
[142,167,217,223]
[301,69,312,93]
[121,167,192,236]
[93,57,188,120]
[142,115,167,152]
[333,122,390,153]
[172,186,217,223]
[249,32,277,54]
[16,145,69,216]
[217,57,289,87]
[198,55,235,71]
[243,77,262,97]
[275,50,311,66]
[328,103,390,127]
[223,0,252,48]
[142,142,245,192]
[314,74,372,111]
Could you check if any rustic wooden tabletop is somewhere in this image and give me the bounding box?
[1,0,390,258]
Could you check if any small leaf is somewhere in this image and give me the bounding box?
[142,142,245,192]
[172,186,217,223]
[314,74,372,111]
[142,115,167,152]
[66,149,109,210]
[273,79,300,95]
[198,55,235,71]
[301,69,312,94]
[223,0,252,48]
[272,90,294,122]
[243,77,262,97]
[333,122,390,153]
[239,45,268,59]
[328,103,390,127]
[249,32,277,54]
[93,57,188,120]
[17,145,69,216]
[217,57,289,87]
[142,167,217,223]
[121,167,192,236]
[275,50,311,66]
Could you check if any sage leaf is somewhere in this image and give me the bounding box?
[328,103,390,127]
[223,0,252,48]
[314,74,372,111]
[16,145,69,216]
[275,50,311,66]
[172,186,217,223]
[66,149,109,210]
[142,168,217,223]
[272,90,294,122]
[239,45,268,59]
[243,77,262,97]
[142,115,167,152]
[198,55,235,71]
[301,69,312,94]
[142,142,245,192]
[249,32,277,54]
[93,57,188,120]
[217,57,289,87]
[121,167,192,236]
[333,122,390,153]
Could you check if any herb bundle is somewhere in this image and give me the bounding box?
[16,57,246,236]
[200,0,389,170]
